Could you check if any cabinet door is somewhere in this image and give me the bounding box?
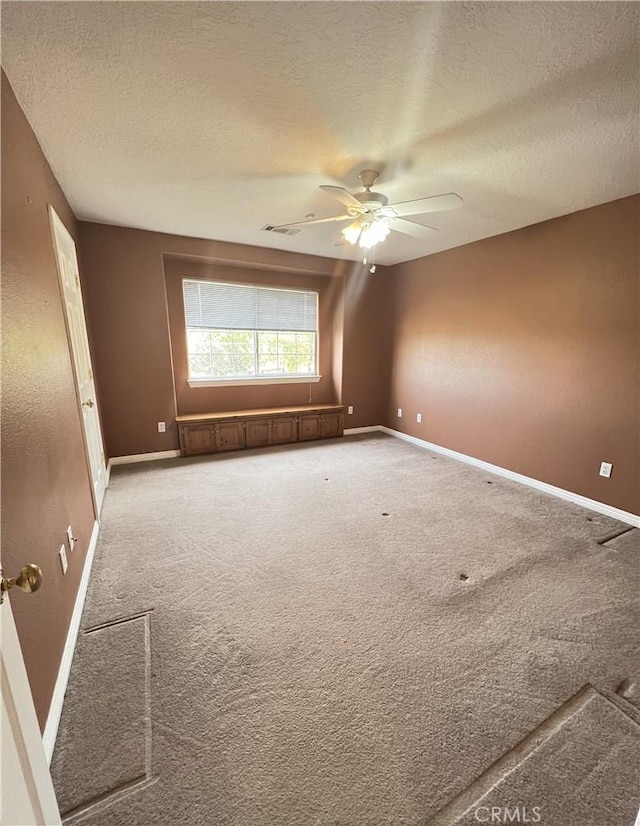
[215,420,246,452]
[298,414,322,441]
[320,412,342,439]
[183,425,215,455]
[270,416,297,445]
[246,418,270,448]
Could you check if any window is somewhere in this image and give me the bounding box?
[183,280,319,385]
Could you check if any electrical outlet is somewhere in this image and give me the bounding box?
[59,544,68,574]
[66,525,76,552]
[347,406,354,415]
[416,413,422,423]
[158,421,166,433]
[397,408,403,418]
[599,461,613,478]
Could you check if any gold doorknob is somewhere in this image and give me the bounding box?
[1,564,43,604]
[82,399,94,408]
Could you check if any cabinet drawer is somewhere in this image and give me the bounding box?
[271,416,297,445]
[182,425,215,455]
[320,412,342,439]
[298,414,322,441]
[215,420,245,452]
[245,418,270,448]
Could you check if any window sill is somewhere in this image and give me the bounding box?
[188,375,322,388]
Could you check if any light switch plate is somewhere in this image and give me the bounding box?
[66,525,76,552]
[59,544,68,574]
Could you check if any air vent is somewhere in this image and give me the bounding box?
[262,225,301,236]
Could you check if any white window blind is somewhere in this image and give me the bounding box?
[183,280,317,332]
[183,279,319,383]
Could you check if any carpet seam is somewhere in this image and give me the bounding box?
[61,776,158,824]
[596,526,637,546]
[425,684,638,825]
[83,609,154,635]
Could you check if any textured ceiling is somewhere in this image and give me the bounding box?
[2,1,638,265]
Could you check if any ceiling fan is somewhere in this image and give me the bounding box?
[270,169,463,252]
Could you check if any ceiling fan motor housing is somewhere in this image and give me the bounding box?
[355,190,388,210]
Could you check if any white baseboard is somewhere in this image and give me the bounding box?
[43,519,100,764]
[108,449,181,470]
[379,426,640,528]
[344,426,381,435]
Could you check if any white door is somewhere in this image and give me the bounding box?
[1,595,62,825]
[49,207,106,516]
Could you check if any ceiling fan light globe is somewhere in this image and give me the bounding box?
[359,218,391,249]
[342,223,362,245]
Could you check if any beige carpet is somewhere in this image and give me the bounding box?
[50,434,640,825]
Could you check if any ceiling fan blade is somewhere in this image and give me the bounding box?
[319,185,364,211]
[387,192,463,218]
[390,218,439,238]
[270,214,352,230]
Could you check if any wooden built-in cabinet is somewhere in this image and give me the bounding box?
[245,416,298,448]
[298,411,342,441]
[176,405,344,458]
[181,420,246,455]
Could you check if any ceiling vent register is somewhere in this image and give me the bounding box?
[262,225,301,236]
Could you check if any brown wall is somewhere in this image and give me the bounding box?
[77,222,389,457]
[1,72,96,728]
[387,196,640,514]
[342,267,394,428]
